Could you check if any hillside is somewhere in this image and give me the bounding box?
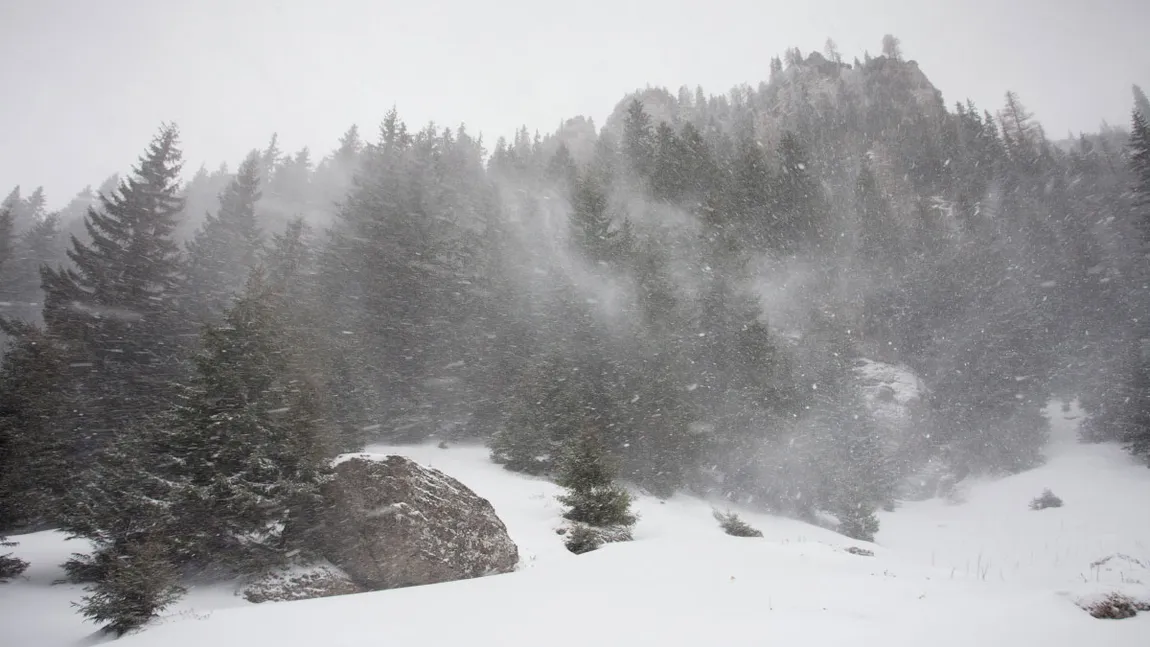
[3,400,1147,646]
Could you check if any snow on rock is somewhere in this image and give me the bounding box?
[241,562,363,604]
[854,358,925,426]
[318,454,519,590]
[854,359,929,475]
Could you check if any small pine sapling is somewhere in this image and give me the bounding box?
[556,426,636,528]
[712,509,763,537]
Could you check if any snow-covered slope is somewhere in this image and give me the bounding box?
[879,400,1150,592]
[3,401,1148,646]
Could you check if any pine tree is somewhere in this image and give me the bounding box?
[651,122,689,202]
[556,425,636,527]
[154,268,332,571]
[546,143,578,192]
[622,99,655,181]
[1133,84,1150,122]
[6,215,64,325]
[0,321,68,529]
[260,133,283,186]
[335,124,362,162]
[1131,110,1150,215]
[570,171,631,264]
[773,131,828,250]
[76,536,183,636]
[185,151,264,321]
[715,123,768,254]
[855,157,901,273]
[829,391,889,540]
[40,124,188,464]
[0,206,12,273]
[881,34,902,61]
[1120,109,1150,461]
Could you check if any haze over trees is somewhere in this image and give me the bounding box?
[0,37,1147,634]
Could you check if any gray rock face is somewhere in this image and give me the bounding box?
[319,454,519,591]
[242,563,364,603]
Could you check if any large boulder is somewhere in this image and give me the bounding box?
[318,454,519,590]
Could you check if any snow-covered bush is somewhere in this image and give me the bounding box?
[712,509,763,538]
[1029,488,1063,510]
[562,523,633,555]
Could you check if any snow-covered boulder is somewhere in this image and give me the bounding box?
[318,454,519,590]
[853,359,926,431]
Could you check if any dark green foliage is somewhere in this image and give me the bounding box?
[153,269,332,571]
[1079,107,1150,461]
[562,523,633,555]
[1131,110,1150,218]
[772,132,829,251]
[0,214,66,326]
[40,125,189,467]
[837,503,880,542]
[0,553,28,581]
[185,151,264,322]
[563,524,602,555]
[76,538,184,636]
[0,534,28,581]
[0,321,67,529]
[0,206,12,271]
[622,99,655,180]
[546,143,578,192]
[713,509,763,538]
[489,396,554,475]
[556,427,636,528]
[570,170,632,264]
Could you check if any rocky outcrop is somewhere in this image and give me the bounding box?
[318,454,519,590]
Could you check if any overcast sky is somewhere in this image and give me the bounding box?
[2,0,1147,208]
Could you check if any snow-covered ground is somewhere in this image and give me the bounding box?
[2,399,1148,645]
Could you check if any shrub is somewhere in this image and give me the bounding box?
[712,509,763,538]
[558,486,637,527]
[76,539,184,636]
[562,523,633,555]
[1029,488,1063,510]
[0,551,28,581]
[1079,592,1150,619]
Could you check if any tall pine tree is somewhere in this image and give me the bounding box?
[185,151,264,322]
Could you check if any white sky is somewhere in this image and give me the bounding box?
[2,0,1147,208]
